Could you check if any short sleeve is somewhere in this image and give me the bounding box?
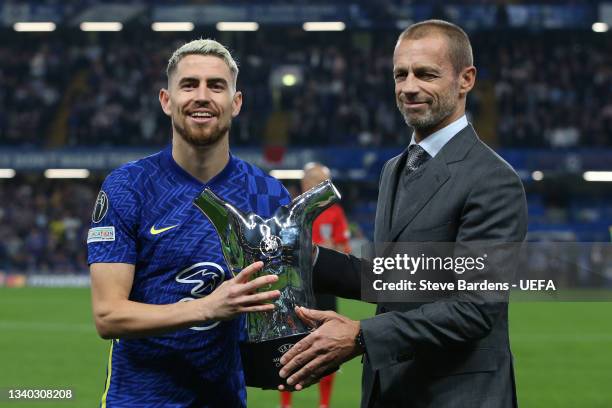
[277,184,291,207]
[87,168,140,265]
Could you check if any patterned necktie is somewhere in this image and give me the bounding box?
[405,144,430,174]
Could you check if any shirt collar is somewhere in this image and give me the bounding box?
[409,115,468,158]
[162,144,237,188]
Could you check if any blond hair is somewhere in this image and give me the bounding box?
[166,39,239,89]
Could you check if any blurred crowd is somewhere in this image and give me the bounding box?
[492,32,612,148]
[0,178,373,274]
[0,179,94,273]
[0,37,66,146]
[1,176,610,276]
[0,28,610,148]
[1,25,611,275]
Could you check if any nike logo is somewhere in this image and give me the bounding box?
[150,225,178,235]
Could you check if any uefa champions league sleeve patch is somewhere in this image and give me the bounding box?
[87,226,116,243]
[92,190,109,223]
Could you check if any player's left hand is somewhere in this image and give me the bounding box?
[278,307,363,391]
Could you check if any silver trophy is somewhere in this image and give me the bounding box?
[194,180,340,389]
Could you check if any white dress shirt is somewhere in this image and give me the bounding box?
[409,115,468,158]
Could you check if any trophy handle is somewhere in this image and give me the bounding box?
[286,179,341,224]
[193,188,250,276]
[194,188,231,233]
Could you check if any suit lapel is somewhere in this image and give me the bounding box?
[388,159,450,241]
[387,124,478,242]
[439,124,478,165]
[378,153,405,242]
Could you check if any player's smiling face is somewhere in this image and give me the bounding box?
[160,54,242,147]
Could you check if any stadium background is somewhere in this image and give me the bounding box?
[0,0,611,406]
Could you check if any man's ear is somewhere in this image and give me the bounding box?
[159,88,172,117]
[459,66,477,95]
[231,90,243,117]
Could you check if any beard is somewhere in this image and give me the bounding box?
[397,84,459,132]
[173,116,231,148]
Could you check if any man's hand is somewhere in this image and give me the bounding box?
[198,261,280,321]
[278,307,363,391]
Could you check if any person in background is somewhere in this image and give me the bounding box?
[279,162,351,408]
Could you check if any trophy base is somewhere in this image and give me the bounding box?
[240,333,308,390]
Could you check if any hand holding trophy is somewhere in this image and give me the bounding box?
[194,180,340,389]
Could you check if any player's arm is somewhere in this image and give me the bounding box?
[91,261,279,339]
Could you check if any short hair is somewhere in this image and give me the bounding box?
[166,39,239,89]
[302,162,331,186]
[398,19,473,74]
[303,162,331,177]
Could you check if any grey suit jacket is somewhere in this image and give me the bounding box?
[313,124,528,408]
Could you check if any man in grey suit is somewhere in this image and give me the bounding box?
[278,19,528,407]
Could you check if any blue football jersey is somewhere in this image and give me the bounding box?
[87,146,291,408]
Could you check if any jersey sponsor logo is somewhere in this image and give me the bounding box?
[175,262,226,331]
[92,191,109,223]
[87,226,115,243]
[259,235,283,258]
[149,224,178,235]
